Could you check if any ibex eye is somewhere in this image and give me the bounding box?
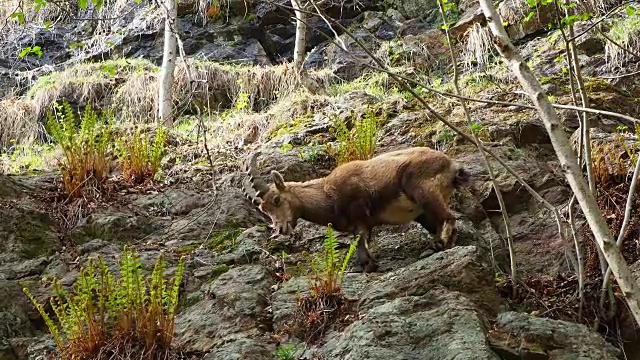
[273,195,281,206]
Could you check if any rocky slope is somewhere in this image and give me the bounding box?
[2,0,640,358]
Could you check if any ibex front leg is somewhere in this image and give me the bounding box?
[410,187,458,252]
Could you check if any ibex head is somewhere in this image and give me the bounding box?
[243,152,299,237]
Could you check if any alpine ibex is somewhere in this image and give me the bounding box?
[242,146,468,272]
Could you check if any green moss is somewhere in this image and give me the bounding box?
[212,264,230,278]
[177,243,200,255]
[206,230,242,252]
[583,77,613,93]
[71,223,118,245]
[181,292,203,309]
[539,75,562,85]
[266,113,314,140]
[11,210,59,259]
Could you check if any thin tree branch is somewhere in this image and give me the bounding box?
[600,69,640,79]
[565,0,633,42]
[437,0,517,293]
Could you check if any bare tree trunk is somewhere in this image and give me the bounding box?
[477,0,640,326]
[158,0,177,128]
[291,0,307,69]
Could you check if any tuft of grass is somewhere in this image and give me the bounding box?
[328,71,391,98]
[22,245,186,360]
[206,229,242,252]
[115,125,168,184]
[46,99,113,198]
[28,59,157,122]
[327,105,384,165]
[462,22,495,73]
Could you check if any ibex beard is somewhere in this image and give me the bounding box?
[242,146,468,273]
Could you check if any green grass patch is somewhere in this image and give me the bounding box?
[328,72,392,98]
[0,141,57,174]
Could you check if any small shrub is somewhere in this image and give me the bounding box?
[23,246,186,360]
[328,105,384,165]
[274,343,298,360]
[283,225,359,343]
[116,125,168,184]
[46,100,113,198]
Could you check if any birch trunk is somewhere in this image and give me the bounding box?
[158,0,177,127]
[477,0,640,326]
[291,0,307,68]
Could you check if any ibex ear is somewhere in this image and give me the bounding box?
[271,170,286,191]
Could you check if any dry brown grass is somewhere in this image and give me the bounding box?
[603,14,640,71]
[26,58,336,124]
[0,97,40,148]
[26,59,157,121]
[172,60,335,113]
[111,71,159,123]
[461,22,495,73]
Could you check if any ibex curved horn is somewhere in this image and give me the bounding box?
[245,152,270,198]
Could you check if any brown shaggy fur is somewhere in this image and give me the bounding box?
[243,146,467,272]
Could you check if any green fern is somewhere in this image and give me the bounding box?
[46,99,113,197]
[306,224,359,296]
[23,246,186,360]
[116,125,168,184]
[328,105,385,165]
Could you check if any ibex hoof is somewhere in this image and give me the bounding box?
[364,262,379,273]
[419,249,435,258]
[352,260,379,273]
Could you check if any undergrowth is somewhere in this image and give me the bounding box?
[115,125,168,184]
[46,100,113,198]
[23,246,187,360]
[496,124,640,341]
[328,105,385,165]
[584,125,640,279]
[282,225,359,343]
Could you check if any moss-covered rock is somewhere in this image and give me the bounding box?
[0,205,60,261]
